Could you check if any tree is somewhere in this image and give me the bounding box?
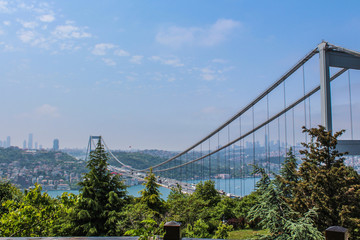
[294,126,360,238]
[0,180,22,215]
[124,218,164,240]
[276,147,299,201]
[139,168,164,215]
[193,180,221,207]
[184,219,211,239]
[213,221,233,239]
[248,166,324,240]
[70,138,128,236]
[0,184,60,237]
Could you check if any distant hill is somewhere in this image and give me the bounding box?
[108,150,175,170]
[0,147,176,189]
[0,147,87,189]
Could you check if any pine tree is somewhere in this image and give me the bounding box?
[70,138,128,236]
[276,147,299,204]
[139,168,164,215]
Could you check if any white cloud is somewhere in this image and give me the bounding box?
[17,30,35,43]
[18,20,38,29]
[156,18,241,47]
[200,67,215,81]
[3,20,10,26]
[39,14,55,23]
[102,58,116,66]
[150,56,184,67]
[0,42,15,51]
[212,58,226,64]
[203,19,240,46]
[130,55,143,64]
[156,26,196,48]
[114,49,130,56]
[92,43,115,55]
[52,24,91,39]
[0,0,12,13]
[35,104,60,118]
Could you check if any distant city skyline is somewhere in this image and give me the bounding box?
[0,1,360,150]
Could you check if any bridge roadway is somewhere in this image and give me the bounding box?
[108,165,196,195]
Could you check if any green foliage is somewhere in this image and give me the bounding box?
[276,147,299,201]
[234,191,259,216]
[214,222,233,239]
[184,219,211,238]
[117,201,157,235]
[294,126,360,238]
[193,180,221,207]
[111,151,172,170]
[0,184,61,237]
[0,179,22,214]
[212,196,237,221]
[124,218,164,240]
[248,167,324,240]
[70,139,128,236]
[166,181,214,227]
[140,168,164,215]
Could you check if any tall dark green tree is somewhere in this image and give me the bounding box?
[248,166,324,240]
[139,168,164,215]
[275,147,299,203]
[70,138,128,236]
[294,126,360,238]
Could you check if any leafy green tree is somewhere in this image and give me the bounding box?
[139,168,164,215]
[166,182,214,227]
[212,196,237,221]
[49,192,79,236]
[233,191,259,228]
[294,126,360,238]
[70,138,128,236]
[124,218,164,240]
[0,179,22,215]
[184,219,211,238]
[117,201,157,235]
[248,167,324,240]
[213,221,233,239]
[193,180,221,207]
[0,184,60,237]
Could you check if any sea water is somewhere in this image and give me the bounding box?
[44,177,261,199]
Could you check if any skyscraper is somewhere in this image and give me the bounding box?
[6,136,10,148]
[28,133,33,149]
[23,140,27,149]
[53,139,59,151]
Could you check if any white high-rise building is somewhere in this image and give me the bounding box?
[28,133,33,149]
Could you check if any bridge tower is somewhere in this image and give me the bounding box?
[85,135,101,161]
[318,42,360,154]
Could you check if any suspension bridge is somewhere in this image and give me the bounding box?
[86,41,360,198]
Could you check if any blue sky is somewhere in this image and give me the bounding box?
[1,0,360,150]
